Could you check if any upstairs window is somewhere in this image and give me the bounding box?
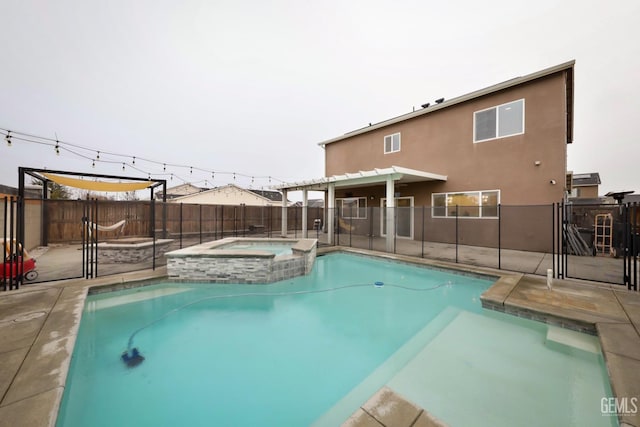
[384,132,401,153]
[474,99,524,143]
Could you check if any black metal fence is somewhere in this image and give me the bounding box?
[2,197,638,290]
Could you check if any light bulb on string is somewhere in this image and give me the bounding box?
[170,174,173,181]
[163,163,166,172]
[55,140,60,155]
[233,173,236,180]
[132,156,136,165]
[92,160,95,168]
[190,166,193,175]
[122,163,125,171]
[6,131,11,146]
[96,151,100,160]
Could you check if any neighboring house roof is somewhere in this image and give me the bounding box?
[170,183,288,205]
[248,189,284,202]
[318,60,575,147]
[0,184,47,198]
[568,197,609,205]
[292,199,325,208]
[157,183,206,199]
[622,194,640,204]
[572,173,601,187]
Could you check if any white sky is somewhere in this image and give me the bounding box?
[1,0,639,199]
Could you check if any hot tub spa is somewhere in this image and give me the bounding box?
[165,238,317,283]
[97,237,174,264]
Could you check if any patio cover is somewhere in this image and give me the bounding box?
[274,166,447,191]
[275,166,447,250]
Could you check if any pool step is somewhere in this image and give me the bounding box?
[545,325,601,354]
[311,306,463,427]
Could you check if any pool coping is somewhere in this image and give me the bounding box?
[0,247,638,426]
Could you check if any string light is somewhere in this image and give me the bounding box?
[0,127,289,187]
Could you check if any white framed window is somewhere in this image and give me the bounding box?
[384,132,401,153]
[474,99,524,143]
[432,190,500,218]
[336,197,367,219]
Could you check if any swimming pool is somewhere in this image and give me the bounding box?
[57,253,615,427]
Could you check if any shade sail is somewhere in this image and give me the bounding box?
[41,173,152,192]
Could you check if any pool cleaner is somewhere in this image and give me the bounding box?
[121,347,145,367]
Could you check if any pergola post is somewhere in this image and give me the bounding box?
[386,177,395,252]
[327,183,335,245]
[302,189,308,238]
[281,189,288,237]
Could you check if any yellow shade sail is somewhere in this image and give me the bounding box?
[41,173,153,192]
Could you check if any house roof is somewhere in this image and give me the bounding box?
[572,172,601,187]
[318,60,575,147]
[171,183,286,204]
[248,189,284,202]
[275,166,447,191]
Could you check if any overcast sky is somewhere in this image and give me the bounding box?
[1,0,639,198]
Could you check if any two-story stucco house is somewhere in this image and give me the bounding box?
[278,61,574,252]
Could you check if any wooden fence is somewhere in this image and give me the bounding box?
[41,200,324,244]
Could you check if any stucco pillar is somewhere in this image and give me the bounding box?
[327,184,335,245]
[281,189,288,237]
[386,178,395,252]
[302,189,308,238]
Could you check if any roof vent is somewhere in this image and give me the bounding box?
[435,98,445,104]
[421,103,430,108]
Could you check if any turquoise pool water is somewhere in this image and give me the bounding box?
[57,253,615,427]
[216,242,293,256]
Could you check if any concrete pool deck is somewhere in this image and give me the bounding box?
[0,247,638,427]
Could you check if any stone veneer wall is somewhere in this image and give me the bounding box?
[167,243,316,284]
[98,239,173,264]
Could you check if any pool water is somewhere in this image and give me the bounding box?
[57,253,615,427]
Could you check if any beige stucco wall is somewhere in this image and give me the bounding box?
[324,72,569,206]
[0,199,42,251]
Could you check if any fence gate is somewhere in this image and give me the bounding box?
[82,199,98,279]
[557,202,638,290]
[2,196,22,290]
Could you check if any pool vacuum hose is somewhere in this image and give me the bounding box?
[121,280,452,367]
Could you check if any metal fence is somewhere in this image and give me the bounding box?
[2,197,638,291]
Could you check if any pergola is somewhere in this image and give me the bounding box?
[274,166,447,250]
